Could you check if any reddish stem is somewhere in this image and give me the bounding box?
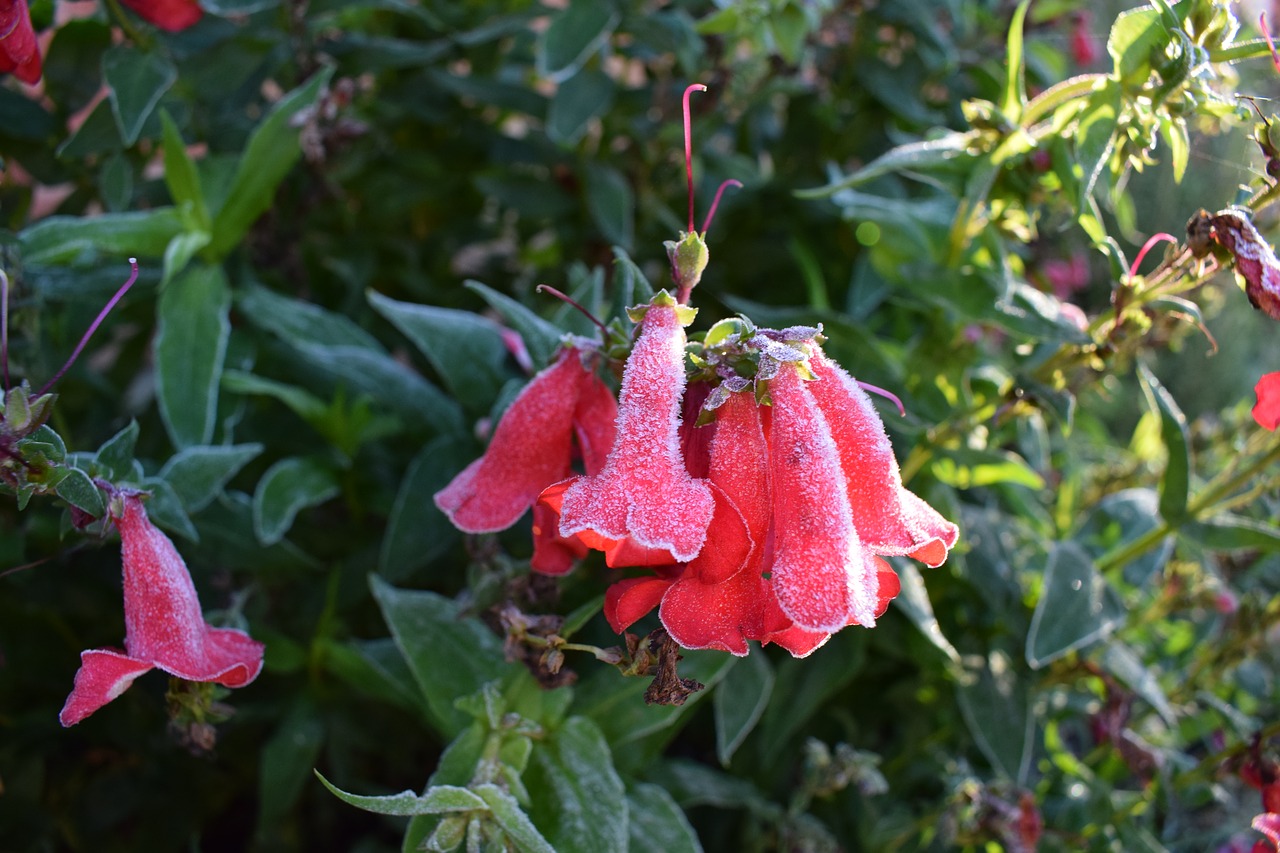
[1263,13,1280,74]
[682,83,707,233]
[38,258,140,397]
[857,380,906,417]
[1128,232,1178,279]
[701,179,743,235]
[535,284,610,340]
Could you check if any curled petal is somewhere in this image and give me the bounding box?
[59,650,154,727]
[808,352,957,566]
[538,480,675,567]
[435,349,588,533]
[603,569,680,633]
[659,569,762,656]
[1254,372,1280,431]
[530,498,588,576]
[1254,813,1280,851]
[559,298,714,562]
[119,0,203,31]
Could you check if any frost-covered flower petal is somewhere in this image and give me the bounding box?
[436,348,599,533]
[808,351,958,567]
[60,496,264,726]
[558,295,715,563]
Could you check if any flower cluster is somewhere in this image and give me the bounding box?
[59,493,263,726]
[435,289,957,658]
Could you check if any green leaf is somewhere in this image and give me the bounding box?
[1074,79,1121,210]
[1107,6,1166,85]
[1099,642,1176,726]
[1026,541,1125,669]
[1184,514,1280,551]
[1161,115,1189,183]
[161,230,211,286]
[612,247,655,313]
[41,20,112,116]
[316,772,487,817]
[159,111,209,229]
[546,69,615,145]
[1077,488,1172,587]
[367,290,510,413]
[102,45,176,146]
[207,68,334,259]
[252,456,340,545]
[758,631,864,764]
[379,436,470,581]
[94,420,139,478]
[932,447,1045,490]
[625,782,702,853]
[956,649,1035,782]
[237,284,382,350]
[525,717,627,853]
[55,467,105,518]
[155,264,231,449]
[538,0,620,80]
[463,281,565,370]
[257,701,325,832]
[1137,364,1190,523]
[1001,1,1031,123]
[796,132,976,197]
[138,477,199,541]
[713,651,773,766]
[473,785,557,853]
[20,209,183,265]
[891,561,961,663]
[369,576,519,736]
[585,163,634,250]
[158,444,263,513]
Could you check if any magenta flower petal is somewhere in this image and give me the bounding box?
[808,352,957,566]
[435,348,590,533]
[117,496,264,685]
[0,0,42,84]
[119,0,203,31]
[766,366,880,631]
[558,296,714,562]
[60,496,264,726]
[1254,813,1280,851]
[58,650,154,727]
[1254,372,1280,431]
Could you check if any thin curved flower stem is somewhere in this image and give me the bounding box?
[38,259,139,397]
[534,284,610,341]
[700,179,742,235]
[682,83,707,234]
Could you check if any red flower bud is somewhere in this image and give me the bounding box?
[0,0,42,84]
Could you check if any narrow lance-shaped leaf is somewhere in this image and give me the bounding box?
[102,45,176,146]
[155,264,231,449]
[252,456,340,546]
[1137,363,1190,523]
[315,772,487,817]
[1000,0,1031,123]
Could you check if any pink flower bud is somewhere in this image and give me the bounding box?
[59,495,263,726]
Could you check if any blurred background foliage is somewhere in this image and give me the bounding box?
[4,0,1280,850]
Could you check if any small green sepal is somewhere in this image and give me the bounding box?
[627,290,698,326]
[665,230,710,292]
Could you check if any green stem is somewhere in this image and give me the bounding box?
[1207,37,1276,65]
[1020,73,1106,127]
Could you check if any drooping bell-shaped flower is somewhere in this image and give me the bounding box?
[555,292,715,564]
[765,364,883,632]
[435,345,616,534]
[808,351,958,567]
[59,495,264,726]
[119,0,204,31]
[0,0,42,84]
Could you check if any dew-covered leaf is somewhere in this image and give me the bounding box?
[252,456,340,545]
[1026,541,1125,669]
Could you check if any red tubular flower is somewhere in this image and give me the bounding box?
[59,495,264,726]
[435,346,616,534]
[808,351,958,567]
[119,0,203,31]
[0,0,42,84]
[766,364,882,631]
[1254,372,1280,430]
[1255,813,1280,852]
[556,293,715,563]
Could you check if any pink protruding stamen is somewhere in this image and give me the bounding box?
[535,284,610,340]
[700,179,743,235]
[38,258,139,397]
[1263,13,1280,74]
[857,380,906,417]
[683,83,708,234]
[1,269,10,392]
[1128,232,1178,280]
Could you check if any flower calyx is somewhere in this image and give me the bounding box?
[665,230,710,298]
